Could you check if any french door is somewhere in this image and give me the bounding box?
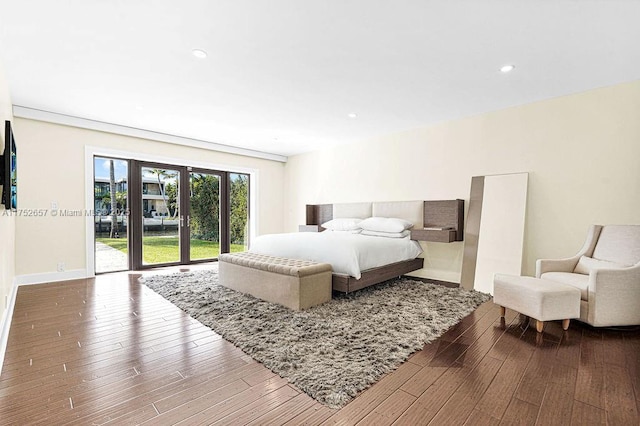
[128,161,240,269]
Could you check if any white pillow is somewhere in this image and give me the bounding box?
[361,229,410,238]
[321,218,362,231]
[359,217,414,233]
[574,255,626,275]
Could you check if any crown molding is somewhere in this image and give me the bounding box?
[12,106,288,163]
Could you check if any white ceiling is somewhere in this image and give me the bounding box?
[1,1,639,158]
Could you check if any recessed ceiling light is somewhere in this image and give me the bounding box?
[348,113,357,118]
[500,64,515,73]
[192,49,208,59]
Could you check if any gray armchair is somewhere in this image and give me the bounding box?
[536,225,640,327]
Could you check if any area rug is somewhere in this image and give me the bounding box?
[140,270,490,408]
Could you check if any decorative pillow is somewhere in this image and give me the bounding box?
[321,218,362,231]
[574,255,626,275]
[359,217,414,233]
[361,229,410,238]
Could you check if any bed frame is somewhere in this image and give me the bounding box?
[332,258,425,293]
[305,200,428,293]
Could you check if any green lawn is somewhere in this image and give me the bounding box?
[97,236,246,264]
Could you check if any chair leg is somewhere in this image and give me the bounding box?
[536,320,544,333]
[500,306,506,318]
[562,319,570,330]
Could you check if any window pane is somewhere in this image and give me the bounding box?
[141,167,180,265]
[94,156,129,273]
[229,173,249,252]
[189,172,221,260]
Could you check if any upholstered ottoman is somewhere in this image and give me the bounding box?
[218,252,332,310]
[493,274,581,333]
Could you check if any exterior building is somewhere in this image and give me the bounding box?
[94,177,172,217]
[94,177,178,234]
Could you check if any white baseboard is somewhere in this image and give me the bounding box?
[15,269,89,286]
[406,269,461,284]
[0,278,18,376]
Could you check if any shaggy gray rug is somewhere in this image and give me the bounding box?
[140,270,490,408]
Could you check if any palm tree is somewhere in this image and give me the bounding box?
[109,159,119,238]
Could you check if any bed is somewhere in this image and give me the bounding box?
[250,200,427,292]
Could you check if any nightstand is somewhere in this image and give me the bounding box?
[410,199,465,243]
[410,228,458,243]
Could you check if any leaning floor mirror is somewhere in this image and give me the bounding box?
[461,172,529,294]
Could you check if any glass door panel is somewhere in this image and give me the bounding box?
[129,162,249,269]
[189,172,221,260]
[94,156,129,273]
[141,166,181,265]
[229,173,250,252]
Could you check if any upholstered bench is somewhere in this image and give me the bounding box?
[218,252,332,310]
[493,274,581,333]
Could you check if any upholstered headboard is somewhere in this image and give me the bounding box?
[306,200,424,229]
[306,199,465,241]
[371,201,423,229]
[333,202,372,219]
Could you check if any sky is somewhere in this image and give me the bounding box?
[94,157,128,180]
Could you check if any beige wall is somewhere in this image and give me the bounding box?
[0,62,15,326]
[7,79,640,284]
[284,80,640,282]
[13,118,285,278]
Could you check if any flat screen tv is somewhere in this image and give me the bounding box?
[2,120,17,210]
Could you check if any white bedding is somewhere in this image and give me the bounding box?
[249,232,423,279]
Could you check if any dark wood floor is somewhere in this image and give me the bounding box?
[1,265,638,425]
